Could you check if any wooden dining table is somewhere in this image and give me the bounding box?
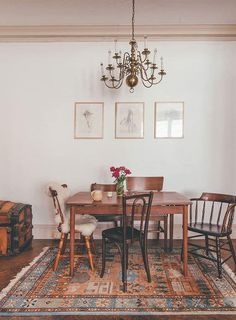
[66,191,191,277]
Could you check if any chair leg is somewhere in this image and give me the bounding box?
[100,237,106,278]
[53,233,66,271]
[122,242,128,292]
[215,237,222,278]
[61,233,68,254]
[169,215,174,252]
[180,246,183,261]
[140,238,151,283]
[85,236,94,272]
[90,234,97,254]
[180,236,184,262]
[227,235,236,270]
[156,221,161,241]
[164,216,168,253]
[205,235,209,256]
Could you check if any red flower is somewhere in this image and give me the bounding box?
[110,165,131,183]
[112,169,120,179]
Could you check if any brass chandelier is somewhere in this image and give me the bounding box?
[100,0,166,93]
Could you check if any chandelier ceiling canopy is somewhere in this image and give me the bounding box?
[100,0,166,93]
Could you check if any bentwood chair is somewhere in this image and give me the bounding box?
[126,176,169,252]
[101,192,154,292]
[48,183,97,271]
[184,192,236,278]
[90,183,121,227]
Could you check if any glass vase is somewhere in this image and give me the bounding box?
[116,180,125,196]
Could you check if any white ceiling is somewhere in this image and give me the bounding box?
[0,0,235,26]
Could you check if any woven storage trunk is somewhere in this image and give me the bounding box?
[0,200,33,255]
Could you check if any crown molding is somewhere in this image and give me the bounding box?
[0,24,236,42]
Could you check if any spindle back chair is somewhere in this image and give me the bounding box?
[126,176,169,251]
[185,192,236,278]
[100,192,154,292]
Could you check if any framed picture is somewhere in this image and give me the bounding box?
[154,102,184,138]
[115,102,144,139]
[74,102,104,139]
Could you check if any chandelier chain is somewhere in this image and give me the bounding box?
[132,0,135,40]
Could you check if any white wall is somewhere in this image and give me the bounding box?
[0,41,235,238]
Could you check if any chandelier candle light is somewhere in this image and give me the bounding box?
[100,0,166,93]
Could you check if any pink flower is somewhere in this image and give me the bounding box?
[110,166,115,172]
[125,169,131,174]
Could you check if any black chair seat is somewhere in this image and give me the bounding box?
[188,223,230,237]
[93,214,121,222]
[102,226,140,242]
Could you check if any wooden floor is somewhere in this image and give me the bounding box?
[0,239,235,320]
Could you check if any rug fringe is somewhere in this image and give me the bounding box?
[0,246,50,300]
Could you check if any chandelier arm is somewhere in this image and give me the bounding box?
[143,63,151,73]
[103,71,122,88]
[151,74,164,85]
[140,70,164,87]
[114,68,124,84]
[114,77,125,89]
[140,63,163,83]
[110,79,122,89]
[140,77,154,88]
[103,80,117,89]
[139,64,161,87]
[140,75,153,88]
[108,68,115,79]
[122,52,131,76]
[137,51,148,64]
[123,52,131,66]
[139,64,153,82]
[111,73,124,88]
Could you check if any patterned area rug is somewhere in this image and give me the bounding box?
[0,245,236,316]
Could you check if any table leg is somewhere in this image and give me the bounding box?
[169,214,174,252]
[70,206,75,276]
[183,205,188,276]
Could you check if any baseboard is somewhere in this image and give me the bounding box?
[33,223,236,240]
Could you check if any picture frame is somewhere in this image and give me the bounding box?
[115,102,144,139]
[154,102,184,138]
[74,102,104,139]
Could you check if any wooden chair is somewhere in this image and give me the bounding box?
[90,183,121,227]
[48,183,97,271]
[126,176,169,252]
[100,192,154,292]
[184,192,236,278]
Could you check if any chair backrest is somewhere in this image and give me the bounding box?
[126,176,164,192]
[122,192,154,241]
[48,183,69,230]
[190,192,236,234]
[90,183,116,192]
